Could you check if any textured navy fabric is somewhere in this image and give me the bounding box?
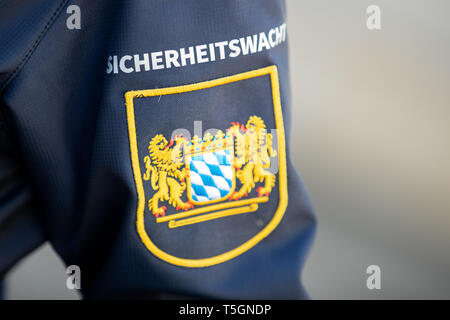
[0,0,316,299]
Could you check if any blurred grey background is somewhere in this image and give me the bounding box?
[5,0,450,299]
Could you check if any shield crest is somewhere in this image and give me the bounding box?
[125,66,288,267]
[187,148,234,204]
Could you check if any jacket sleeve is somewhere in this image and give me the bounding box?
[0,103,45,278]
[0,0,316,299]
[0,0,58,279]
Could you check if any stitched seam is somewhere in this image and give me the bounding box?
[0,0,70,92]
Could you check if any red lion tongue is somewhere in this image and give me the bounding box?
[164,139,174,150]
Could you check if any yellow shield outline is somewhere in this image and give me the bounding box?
[125,65,288,267]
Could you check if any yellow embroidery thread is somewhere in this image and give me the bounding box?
[125,65,288,267]
[143,134,193,217]
[168,203,259,229]
[142,114,275,216]
[226,116,277,200]
[156,197,269,223]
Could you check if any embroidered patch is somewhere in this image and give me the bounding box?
[125,65,288,267]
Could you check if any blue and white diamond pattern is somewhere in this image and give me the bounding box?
[188,149,233,203]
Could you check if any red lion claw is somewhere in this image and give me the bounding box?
[176,205,180,210]
[256,187,264,197]
[243,192,248,197]
[230,192,241,200]
[265,192,270,197]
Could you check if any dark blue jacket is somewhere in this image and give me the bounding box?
[0,0,316,299]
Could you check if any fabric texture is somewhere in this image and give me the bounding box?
[0,0,316,299]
